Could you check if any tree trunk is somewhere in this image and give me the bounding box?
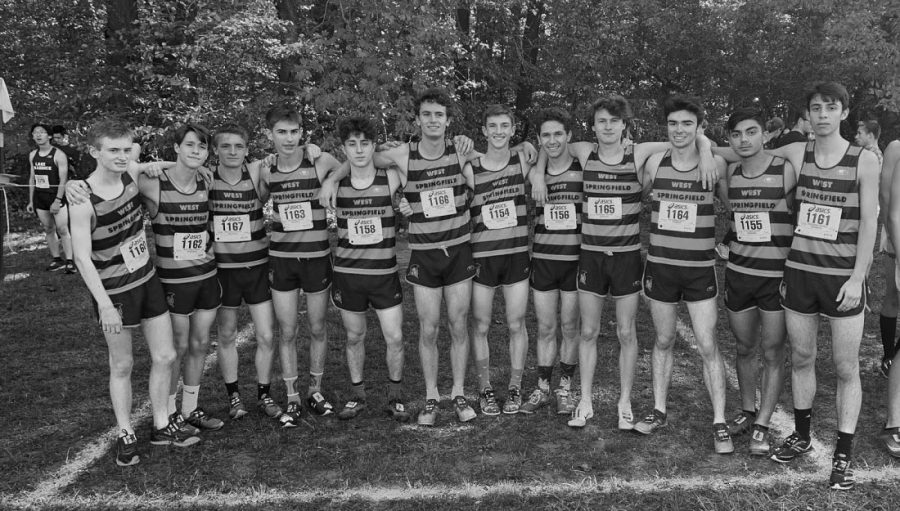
[454,0,472,97]
[514,1,543,115]
[105,0,137,68]
[274,0,300,93]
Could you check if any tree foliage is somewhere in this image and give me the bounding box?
[1,0,899,164]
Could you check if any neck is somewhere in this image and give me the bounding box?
[815,131,846,151]
[485,145,510,160]
[670,145,699,168]
[547,152,573,173]
[350,164,376,183]
[596,140,623,157]
[278,148,304,168]
[418,135,446,157]
[37,142,52,152]
[91,167,123,186]
[739,151,769,175]
[218,162,242,179]
[172,161,199,184]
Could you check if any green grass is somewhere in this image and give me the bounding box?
[2,215,900,509]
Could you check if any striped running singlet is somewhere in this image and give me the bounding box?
[334,168,396,275]
[470,153,528,259]
[532,158,583,261]
[785,142,861,276]
[581,145,643,252]
[208,165,268,269]
[268,158,330,259]
[647,152,715,267]
[726,158,793,277]
[150,170,217,284]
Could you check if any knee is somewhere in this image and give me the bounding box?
[508,317,526,338]
[109,356,134,378]
[472,317,491,337]
[150,347,176,368]
[346,331,366,346]
[616,323,636,345]
[447,311,469,338]
[418,320,439,344]
[308,320,326,340]
[735,341,755,358]
[654,334,677,351]
[536,318,556,339]
[834,358,860,382]
[384,329,403,348]
[56,224,70,237]
[43,222,56,235]
[790,348,815,369]
[255,328,275,349]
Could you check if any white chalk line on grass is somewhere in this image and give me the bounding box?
[18,322,257,503]
[8,465,900,508]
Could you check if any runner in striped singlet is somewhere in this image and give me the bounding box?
[329,117,408,423]
[760,83,879,490]
[142,124,224,434]
[718,108,796,456]
[257,105,342,425]
[207,124,277,423]
[633,95,733,455]
[69,120,196,466]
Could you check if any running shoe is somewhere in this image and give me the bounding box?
[503,386,522,414]
[519,389,550,414]
[115,431,139,467]
[714,422,734,454]
[726,410,755,437]
[306,391,335,416]
[567,403,594,428]
[454,395,476,422]
[555,388,575,415]
[749,424,771,456]
[633,409,667,435]
[617,405,635,431]
[228,392,248,420]
[173,412,200,436]
[257,394,283,418]
[285,401,303,422]
[385,399,411,423]
[187,407,224,431]
[417,398,439,426]
[151,414,201,447]
[47,258,65,272]
[880,427,900,458]
[65,260,78,274]
[480,388,500,416]
[337,399,367,420]
[770,432,813,463]
[829,454,854,490]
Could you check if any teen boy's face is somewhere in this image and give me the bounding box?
[174,130,209,170]
[539,120,571,159]
[268,120,302,155]
[342,133,375,168]
[666,110,698,149]
[52,133,66,145]
[417,102,450,140]
[808,94,847,138]
[593,109,626,145]
[855,126,873,148]
[482,114,514,150]
[32,127,50,145]
[728,119,764,158]
[92,136,134,173]
[214,134,248,169]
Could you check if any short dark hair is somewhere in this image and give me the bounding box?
[591,95,633,125]
[265,104,302,129]
[87,120,133,149]
[482,104,515,126]
[859,120,881,140]
[805,81,850,111]
[663,95,705,125]
[786,103,808,127]
[415,88,454,117]
[50,125,66,136]
[726,108,766,132]
[535,107,572,134]
[337,116,377,143]
[173,123,211,146]
[213,123,250,145]
[30,123,50,136]
[765,117,784,133]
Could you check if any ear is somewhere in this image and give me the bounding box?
[566,131,572,143]
[266,129,274,142]
[840,109,849,121]
[482,125,489,138]
[89,145,99,159]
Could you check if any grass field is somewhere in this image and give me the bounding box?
[2,215,900,510]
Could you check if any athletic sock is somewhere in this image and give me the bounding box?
[881,315,897,359]
[509,368,523,390]
[308,371,323,397]
[754,424,770,432]
[168,394,177,415]
[835,431,854,457]
[351,381,366,400]
[284,376,300,402]
[537,366,553,391]
[475,358,491,391]
[794,408,812,441]
[257,383,271,401]
[225,381,239,397]
[426,386,442,401]
[559,361,577,379]
[181,385,199,416]
[387,379,403,401]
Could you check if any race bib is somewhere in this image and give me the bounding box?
[348,217,383,245]
[657,200,698,233]
[734,212,772,243]
[173,232,208,261]
[421,188,456,218]
[544,203,576,230]
[586,197,622,220]
[795,202,841,241]
[483,200,517,230]
[280,202,313,231]
[34,174,50,189]
[119,231,150,273]
[213,214,251,242]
